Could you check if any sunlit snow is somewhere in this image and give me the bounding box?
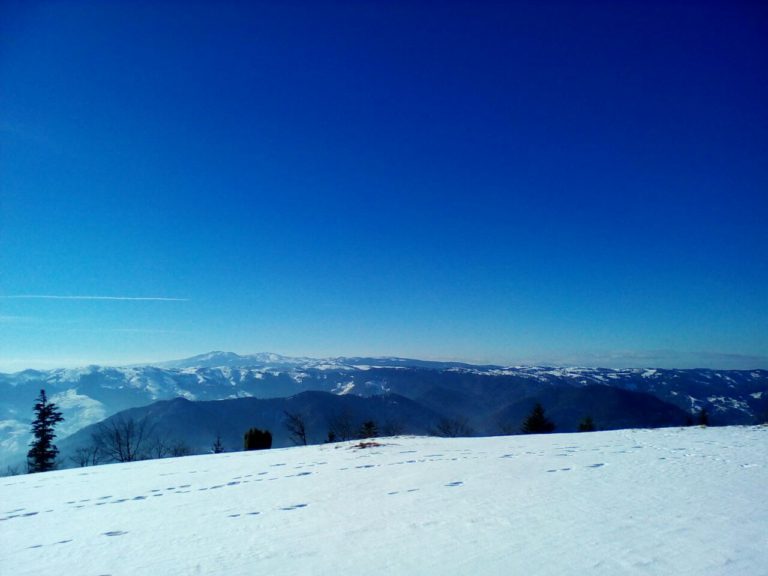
[1,427,766,575]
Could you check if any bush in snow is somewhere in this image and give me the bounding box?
[244,428,272,450]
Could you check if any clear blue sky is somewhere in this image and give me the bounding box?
[1,1,766,371]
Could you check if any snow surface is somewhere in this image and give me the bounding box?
[2,427,767,575]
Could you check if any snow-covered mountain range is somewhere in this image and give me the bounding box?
[2,351,766,468]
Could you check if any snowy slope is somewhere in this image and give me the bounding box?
[2,426,766,575]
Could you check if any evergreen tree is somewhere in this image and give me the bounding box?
[243,427,272,450]
[578,416,596,432]
[359,420,378,439]
[27,389,64,473]
[697,407,709,427]
[521,403,556,434]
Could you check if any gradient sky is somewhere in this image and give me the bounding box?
[1,1,767,371]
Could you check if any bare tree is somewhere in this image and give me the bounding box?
[91,416,154,463]
[1,465,21,477]
[148,436,170,459]
[284,411,308,446]
[70,445,102,467]
[169,440,191,457]
[498,421,517,436]
[327,410,356,442]
[211,434,224,454]
[382,419,405,437]
[431,416,474,438]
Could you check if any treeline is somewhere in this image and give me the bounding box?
[10,389,717,476]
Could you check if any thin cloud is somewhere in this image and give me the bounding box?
[3,295,189,302]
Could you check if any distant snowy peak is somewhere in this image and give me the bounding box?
[154,351,314,370]
[152,351,462,372]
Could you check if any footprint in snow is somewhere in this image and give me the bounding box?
[445,481,463,487]
[103,531,128,537]
[587,463,606,468]
[280,504,308,511]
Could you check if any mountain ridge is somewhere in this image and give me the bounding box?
[2,351,766,468]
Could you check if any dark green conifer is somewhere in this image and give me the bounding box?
[359,420,378,439]
[27,389,64,473]
[521,403,556,434]
[244,427,272,450]
[578,416,596,432]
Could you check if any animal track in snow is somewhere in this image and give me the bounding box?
[280,503,308,511]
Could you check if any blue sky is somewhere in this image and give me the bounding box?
[1,1,766,370]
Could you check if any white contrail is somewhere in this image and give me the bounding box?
[2,295,189,302]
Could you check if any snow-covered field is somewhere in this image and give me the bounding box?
[2,426,766,575]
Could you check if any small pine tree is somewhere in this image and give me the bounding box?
[578,416,596,432]
[521,403,556,434]
[697,407,709,427]
[359,420,378,439]
[244,428,272,450]
[27,389,64,473]
[212,434,224,454]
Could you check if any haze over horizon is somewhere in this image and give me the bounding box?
[2,2,766,372]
